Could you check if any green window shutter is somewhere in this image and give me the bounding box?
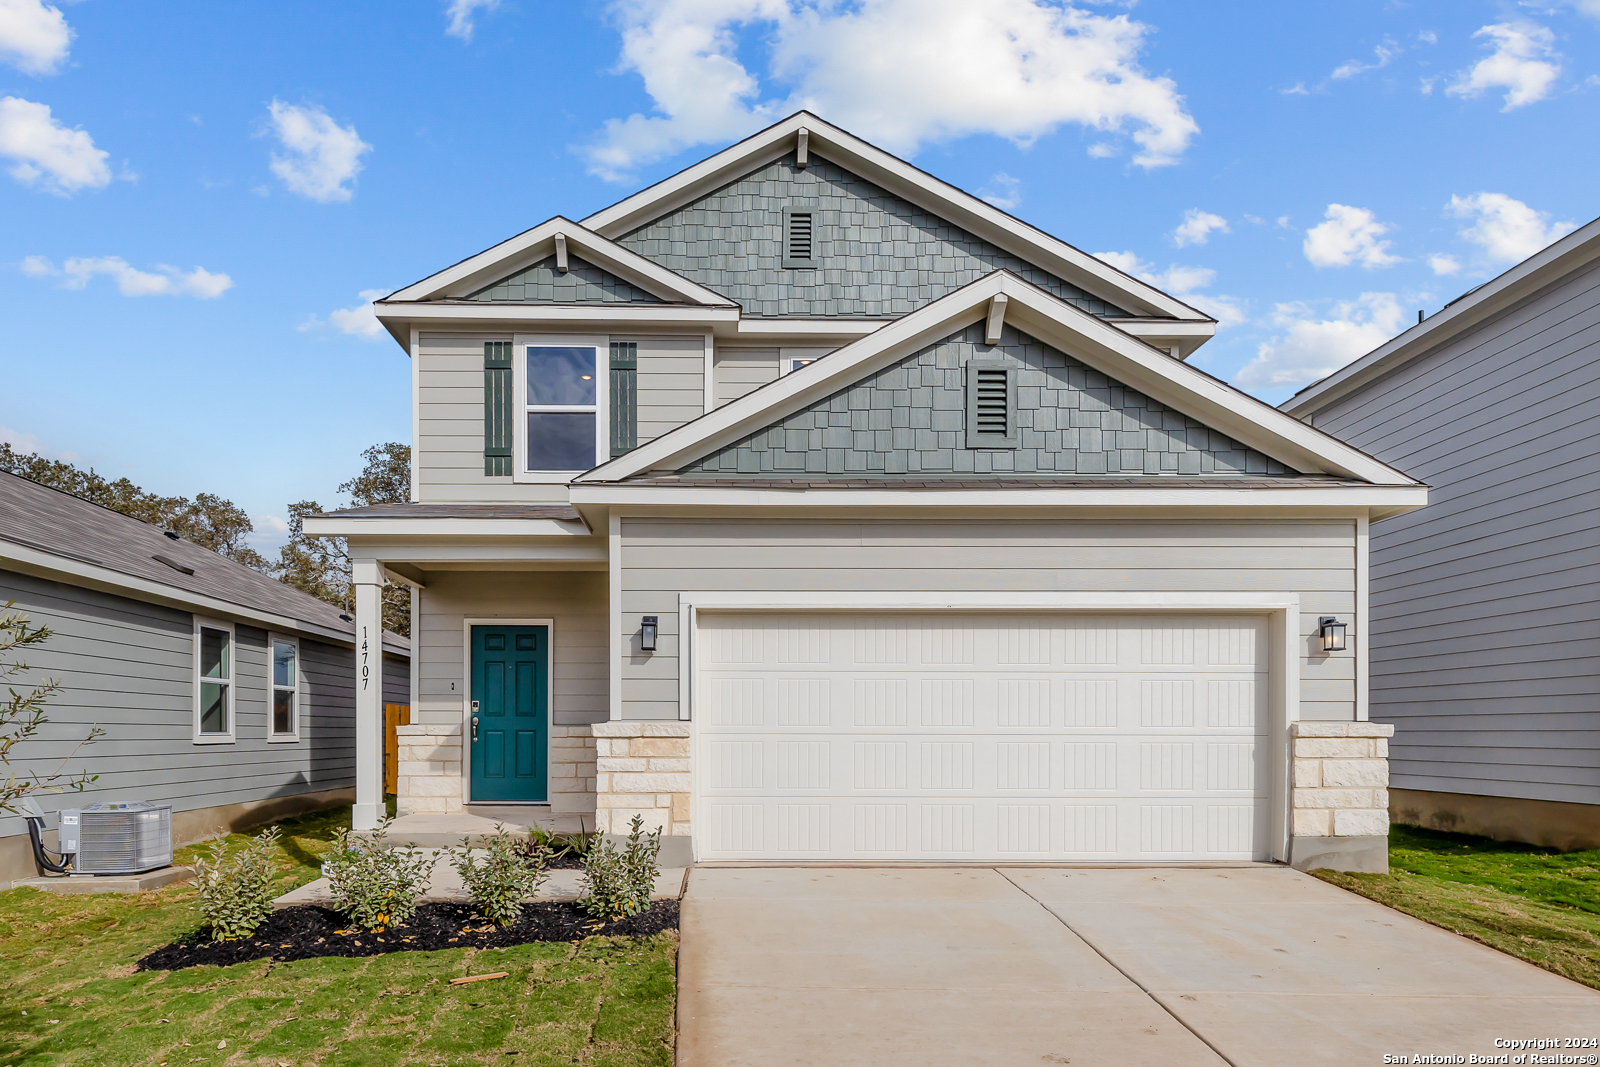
[484,341,514,476]
[610,342,638,457]
[965,361,1018,449]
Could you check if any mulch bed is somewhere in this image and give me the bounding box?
[138,899,678,971]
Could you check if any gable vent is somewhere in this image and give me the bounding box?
[782,208,815,269]
[965,361,1018,449]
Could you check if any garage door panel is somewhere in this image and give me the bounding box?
[697,613,1271,862]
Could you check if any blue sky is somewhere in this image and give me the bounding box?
[2,0,1596,552]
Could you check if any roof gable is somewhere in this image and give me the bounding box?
[584,112,1209,323]
[466,253,664,305]
[679,321,1291,478]
[578,271,1418,487]
[617,154,1131,320]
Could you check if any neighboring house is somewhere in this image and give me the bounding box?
[1282,217,1600,852]
[0,471,410,887]
[306,113,1424,872]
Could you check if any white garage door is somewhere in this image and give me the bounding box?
[695,613,1270,862]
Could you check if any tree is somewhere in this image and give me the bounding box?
[272,443,412,636]
[0,444,269,571]
[1,603,102,816]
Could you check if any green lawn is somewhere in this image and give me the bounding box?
[1313,824,1600,990]
[0,807,677,1066]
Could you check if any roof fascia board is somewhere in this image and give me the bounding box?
[570,483,1428,511]
[580,271,1416,485]
[732,318,892,337]
[341,540,610,564]
[302,517,591,538]
[382,218,736,307]
[0,540,408,653]
[376,304,741,328]
[581,112,1207,323]
[993,292,1413,484]
[577,273,1003,479]
[1284,215,1600,416]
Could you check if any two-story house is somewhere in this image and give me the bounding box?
[305,113,1425,872]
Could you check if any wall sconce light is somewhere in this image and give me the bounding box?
[1318,617,1347,653]
[640,616,658,652]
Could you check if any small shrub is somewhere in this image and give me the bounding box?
[580,814,662,922]
[452,825,551,926]
[321,816,436,932]
[193,825,281,941]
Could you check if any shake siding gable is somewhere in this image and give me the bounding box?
[467,254,663,304]
[618,518,1357,721]
[681,323,1294,478]
[617,156,1132,319]
[1305,259,1600,806]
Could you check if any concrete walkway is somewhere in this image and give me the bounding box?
[678,866,1600,1067]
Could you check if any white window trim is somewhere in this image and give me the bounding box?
[460,617,556,805]
[193,616,236,745]
[267,632,303,743]
[512,333,609,483]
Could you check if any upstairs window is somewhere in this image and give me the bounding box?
[270,636,300,741]
[782,208,816,269]
[525,346,598,472]
[194,619,234,743]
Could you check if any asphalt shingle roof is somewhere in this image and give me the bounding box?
[0,471,407,652]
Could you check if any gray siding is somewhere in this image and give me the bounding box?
[0,569,404,839]
[631,335,706,444]
[468,255,663,304]
[618,156,1132,319]
[684,324,1295,477]
[418,332,708,501]
[714,348,780,406]
[618,518,1356,721]
[418,332,567,503]
[1306,259,1600,806]
[415,571,606,727]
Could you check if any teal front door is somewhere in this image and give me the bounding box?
[469,625,548,803]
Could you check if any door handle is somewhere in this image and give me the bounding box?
[471,715,479,742]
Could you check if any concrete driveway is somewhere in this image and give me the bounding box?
[677,866,1600,1066]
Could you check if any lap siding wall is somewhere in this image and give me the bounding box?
[617,518,1359,723]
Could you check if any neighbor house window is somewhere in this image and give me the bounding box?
[525,346,598,472]
[194,618,235,743]
[269,635,300,741]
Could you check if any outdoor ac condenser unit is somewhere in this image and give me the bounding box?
[58,802,173,874]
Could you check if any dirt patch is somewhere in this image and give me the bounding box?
[138,899,678,971]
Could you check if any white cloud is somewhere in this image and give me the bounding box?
[1447,22,1561,110]
[979,173,1021,211]
[1235,292,1405,391]
[1427,253,1461,275]
[264,100,372,203]
[300,288,390,339]
[0,424,78,461]
[1332,38,1400,80]
[0,0,71,75]
[1445,192,1576,264]
[246,513,292,553]
[444,0,500,41]
[582,0,1199,181]
[1086,142,1118,158]
[1171,209,1228,248]
[23,255,234,298]
[1303,204,1401,269]
[1095,250,1248,329]
[0,96,109,194]
[1417,30,1437,45]
[1281,81,1311,96]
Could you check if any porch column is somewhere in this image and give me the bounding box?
[351,559,385,831]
